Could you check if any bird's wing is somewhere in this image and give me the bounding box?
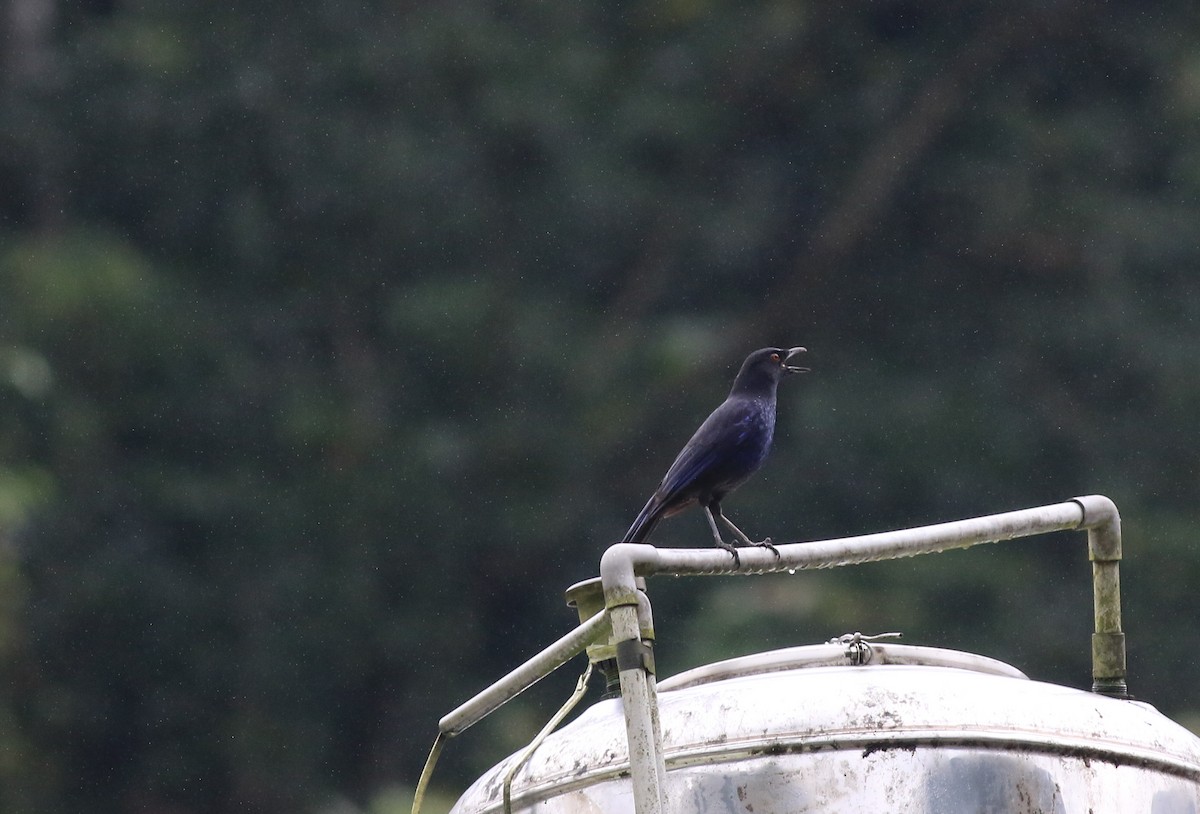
[624,399,756,542]
[654,398,760,503]
[624,446,722,543]
[624,397,765,543]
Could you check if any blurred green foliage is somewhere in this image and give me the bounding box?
[1,1,1199,812]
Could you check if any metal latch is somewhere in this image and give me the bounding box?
[828,631,903,665]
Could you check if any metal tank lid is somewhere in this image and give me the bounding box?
[450,642,1200,813]
[656,639,1028,691]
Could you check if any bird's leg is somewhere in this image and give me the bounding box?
[702,505,740,568]
[715,505,780,559]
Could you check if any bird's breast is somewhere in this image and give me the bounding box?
[736,400,775,449]
[716,401,776,479]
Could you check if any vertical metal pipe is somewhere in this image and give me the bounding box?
[1073,496,1127,697]
[636,589,669,801]
[601,544,667,814]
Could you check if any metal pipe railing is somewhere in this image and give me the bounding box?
[422,496,1125,814]
[598,494,1126,814]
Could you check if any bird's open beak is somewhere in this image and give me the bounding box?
[782,346,809,373]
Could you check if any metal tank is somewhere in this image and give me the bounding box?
[450,640,1200,813]
[421,497,1200,814]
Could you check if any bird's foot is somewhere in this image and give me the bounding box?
[716,538,741,569]
[750,537,781,558]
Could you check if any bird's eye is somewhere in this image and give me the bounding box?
[770,352,781,362]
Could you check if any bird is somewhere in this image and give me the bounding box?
[623,346,808,566]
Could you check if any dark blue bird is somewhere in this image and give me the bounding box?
[624,346,808,566]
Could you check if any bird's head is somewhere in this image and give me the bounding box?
[732,346,809,394]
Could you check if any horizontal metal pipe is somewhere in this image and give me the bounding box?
[615,499,1091,578]
[600,496,1126,693]
[438,609,610,736]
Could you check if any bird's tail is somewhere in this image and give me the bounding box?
[623,495,663,543]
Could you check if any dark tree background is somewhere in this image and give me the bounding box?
[2,1,1199,812]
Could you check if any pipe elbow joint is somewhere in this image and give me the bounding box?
[1072,494,1120,530]
[600,543,658,609]
[1072,495,1121,561]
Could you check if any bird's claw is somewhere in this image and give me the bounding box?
[751,537,781,558]
[717,539,781,568]
[716,539,741,568]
